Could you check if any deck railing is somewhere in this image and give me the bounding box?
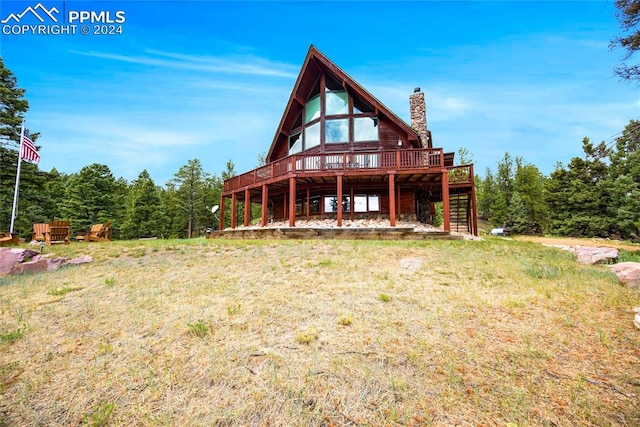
[224,148,445,192]
[448,164,474,185]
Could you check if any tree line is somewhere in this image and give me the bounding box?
[476,120,640,241]
[0,152,240,239]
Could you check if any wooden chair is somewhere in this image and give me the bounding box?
[0,232,19,246]
[85,222,113,242]
[31,223,50,242]
[75,224,102,242]
[47,220,71,245]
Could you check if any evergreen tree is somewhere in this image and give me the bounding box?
[612,0,640,81]
[545,138,612,237]
[0,57,28,148]
[168,159,211,238]
[61,164,118,232]
[513,160,547,234]
[506,192,529,234]
[121,170,167,239]
[0,57,43,234]
[489,192,508,227]
[476,168,497,220]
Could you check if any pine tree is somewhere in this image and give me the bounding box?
[61,164,118,232]
[121,170,167,239]
[0,57,28,148]
[168,159,211,238]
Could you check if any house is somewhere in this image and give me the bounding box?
[220,46,478,236]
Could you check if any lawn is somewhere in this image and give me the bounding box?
[1,238,639,426]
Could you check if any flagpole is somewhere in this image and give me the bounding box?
[9,123,25,234]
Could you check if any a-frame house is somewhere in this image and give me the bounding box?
[220,46,478,236]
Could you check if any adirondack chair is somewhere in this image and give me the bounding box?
[75,224,99,242]
[47,220,71,245]
[31,223,50,242]
[0,232,19,246]
[85,222,113,242]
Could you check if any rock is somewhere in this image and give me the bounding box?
[608,262,640,289]
[400,257,423,272]
[0,248,40,274]
[46,257,68,271]
[635,313,640,330]
[67,255,93,265]
[8,258,48,275]
[0,248,93,275]
[575,246,619,264]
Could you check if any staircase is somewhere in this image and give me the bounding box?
[449,192,472,233]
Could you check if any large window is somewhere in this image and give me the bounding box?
[305,95,321,123]
[326,119,349,143]
[324,196,350,213]
[326,90,348,115]
[288,78,380,155]
[354,195,380,212]
[354,117,379,142]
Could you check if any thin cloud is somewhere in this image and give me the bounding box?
[68,49,298,78]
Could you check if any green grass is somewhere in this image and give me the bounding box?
[0,237,639,426]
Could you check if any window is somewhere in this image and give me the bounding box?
[305,95,320,123]
[323,196,350,213]
[289,76,379,155]
[368,195,380,211]
[353,194,380,212]
[324,196,338,213]
[304,122,320,149]
[325,119,349,143]
[289,132,302,154]
[354,196,367,213]
[354,117,378,142]
[325,90,348,115]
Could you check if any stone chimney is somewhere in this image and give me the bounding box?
[409,87,430,148]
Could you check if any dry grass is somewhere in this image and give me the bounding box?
[1,237,640,426]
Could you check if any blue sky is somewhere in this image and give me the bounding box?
[0,0,638,185]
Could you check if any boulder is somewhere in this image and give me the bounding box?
[0,248,40,274]
[575,246,619,265]
[8,258,48,275]
[608,262,640,289]
[0,248,93,275]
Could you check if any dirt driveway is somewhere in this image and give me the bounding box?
[515,235,640,252]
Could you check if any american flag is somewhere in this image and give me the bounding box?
[21,129,40,164]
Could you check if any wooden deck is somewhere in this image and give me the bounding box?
[223,148,463,195]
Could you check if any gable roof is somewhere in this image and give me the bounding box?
[266,45,421,162]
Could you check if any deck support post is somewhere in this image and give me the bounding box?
[244,188,251,227]
[388,172,396,227]
[337,174,343,227]
[289,177,296,227]
[231,192,237,229]
[442,169,450,232]
[350,185,354,221]
[306,187,310,220]
[219,196,225,230]
[261,184,268,227]
[470,165,478,236]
